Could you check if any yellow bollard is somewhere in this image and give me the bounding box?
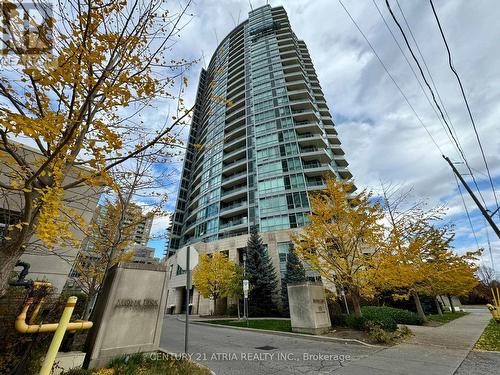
[39,296,78,375]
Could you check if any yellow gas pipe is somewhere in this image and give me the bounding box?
[13,280,93,374]
[39,296,80,375]
[15,296,93,333]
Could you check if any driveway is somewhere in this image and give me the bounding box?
[161,309,492,375]
[160,316,379,375]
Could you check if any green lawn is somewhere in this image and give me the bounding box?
[427,311,468,323]
[202,319,292,332]
[475,319,500,351]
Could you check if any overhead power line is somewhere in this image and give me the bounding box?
[453,173,480,252]
[336,0,443,155]
[483,219,496,274]
[394,0,463,158]
[384,0,488,210]
[429,0,499,217]
[370,0,460,159]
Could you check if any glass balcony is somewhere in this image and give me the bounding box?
[220,217,248,229]
[220,201,247,213]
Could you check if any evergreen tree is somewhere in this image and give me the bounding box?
[246,226,278,316]
[281,248,307,317]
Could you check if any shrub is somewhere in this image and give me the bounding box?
[60,369,93,375]
[345,314,367,330]
[331,313,348,327]
[359,308,398,332]
[362,306,423,326]
[365,321,392,344]
[397,325,413,337]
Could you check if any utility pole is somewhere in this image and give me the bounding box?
[443,155,500,239]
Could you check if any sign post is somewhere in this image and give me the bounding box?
[176,246,198,354]
[243,279,249,327]
[184,246,190,354]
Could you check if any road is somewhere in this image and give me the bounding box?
[160,316,379,375]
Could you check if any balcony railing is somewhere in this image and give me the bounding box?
[220,201,247,213]
[303,161,324,169]
[221,185,247,197]
[220,217,248,229]
[222,170,247,182]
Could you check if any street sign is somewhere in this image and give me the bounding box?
[177,246,199,270]
[243,279,249,298]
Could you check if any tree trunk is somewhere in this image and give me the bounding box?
[213,297,217,316]
[412,292,427,322]
[447,294,455,313]
[83,294,97,320]
[0,192,38,296]
[0,249,24,296]
[351,290,362,318]
[236,299,241,319]
[434,296,442,315]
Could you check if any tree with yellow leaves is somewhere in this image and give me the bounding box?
[292,178,385,317]
[192,252,238,315]
[72,153,171,318]
[428,248,479,313]
[73,199,138,318]
[375,183,479,320]
[0,0,196,293]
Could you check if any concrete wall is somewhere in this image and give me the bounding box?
[85,262,168,368]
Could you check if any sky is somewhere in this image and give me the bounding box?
[146,0,500,272]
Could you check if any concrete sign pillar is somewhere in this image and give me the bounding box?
[85,262,168,368]
[287,282,331,335]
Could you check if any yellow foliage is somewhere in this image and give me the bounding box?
[0,0,190,258]
[74,199,146,298]
[192,252,237,308]
[374,214,480,299]
[292,178,385,314]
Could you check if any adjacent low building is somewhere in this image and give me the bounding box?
[0,142,101,293]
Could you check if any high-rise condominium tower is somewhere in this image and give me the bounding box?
[166,5,352,314]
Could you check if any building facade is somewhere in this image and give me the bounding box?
[166,5,352,315]
[0,142,101,293]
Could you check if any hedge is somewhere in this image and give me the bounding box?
[362,306,424,326]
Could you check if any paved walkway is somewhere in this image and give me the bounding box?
[333,309,491,375]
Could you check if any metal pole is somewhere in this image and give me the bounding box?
[243,252,249,326]
[184,246,190,354]
[39,296,77,375]
[245,298,249,327]
[443,155,500,238]
[341,288,349,315]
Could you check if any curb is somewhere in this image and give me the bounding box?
[181,318,381,348]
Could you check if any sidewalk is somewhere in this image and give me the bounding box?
[333,310,491,375]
